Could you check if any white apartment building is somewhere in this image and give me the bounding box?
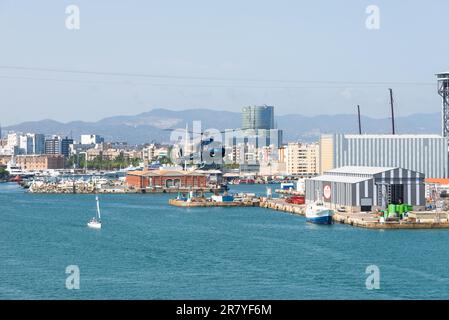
[286,142,320,177]
[19,135,33,154]
[80,134,103,145]
[3,133,20,155]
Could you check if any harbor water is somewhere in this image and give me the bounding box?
[1,182,449,299]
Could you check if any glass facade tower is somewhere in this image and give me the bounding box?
[242,105,274,130]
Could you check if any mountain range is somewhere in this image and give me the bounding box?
[3,108,442,144]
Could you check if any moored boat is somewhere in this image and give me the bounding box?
[305,203,334,224]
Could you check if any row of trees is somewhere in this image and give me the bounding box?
[66,154,141,171]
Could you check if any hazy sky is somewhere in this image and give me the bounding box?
[0,0,448,125]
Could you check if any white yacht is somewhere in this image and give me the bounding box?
[6,161,34,177]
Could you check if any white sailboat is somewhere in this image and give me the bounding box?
[87,196,102,229]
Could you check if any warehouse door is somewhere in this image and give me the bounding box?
[388,184,404,204]
[360,198,373,212]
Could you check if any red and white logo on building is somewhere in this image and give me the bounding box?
[323,185,331,201]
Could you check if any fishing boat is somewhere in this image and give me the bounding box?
[305,203,333,224]
[87,196,102,229]
[305,191,333,224]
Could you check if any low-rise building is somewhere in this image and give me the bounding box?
[126,169,207,191]
[15,155,65,171]
[0,155,12,165]
[425,178,449,200]
[86,148,124,161]
[259,161,287,176]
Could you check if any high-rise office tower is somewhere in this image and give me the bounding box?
[61,137,73,157]
[45,136,62,155]
[241,105,274,130]
[240,105,282,148]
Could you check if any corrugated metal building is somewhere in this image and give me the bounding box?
[320,134,448,178]
[305,166,425,211]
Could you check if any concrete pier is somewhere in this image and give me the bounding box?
[260,198,449,230]
[259,198,305,215]
[169,198,258,207]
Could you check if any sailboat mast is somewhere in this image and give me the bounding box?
[96,196,101,220]
[184,124,188,171]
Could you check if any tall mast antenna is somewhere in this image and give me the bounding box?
[357,105,362,134]
[389,88,396,134]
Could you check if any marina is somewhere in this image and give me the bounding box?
[20,169,228,194]
[14,174,449,230]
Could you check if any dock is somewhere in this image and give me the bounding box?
[26,179,225,194]
[259,198,306,215]
[169,198,259,207]
[332,212,449,229]
[275,189,304,196]
[259,198,449,229]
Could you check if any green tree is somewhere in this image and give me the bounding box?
[158,156,172,165]
[0,167,10,180]
[69,153,142,171]
[223,163,240,169]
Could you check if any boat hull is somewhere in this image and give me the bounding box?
[87,221,101,229]
[306,215,333,225]
[305,205,334,225]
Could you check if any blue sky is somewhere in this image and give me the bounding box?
[0,0,448,125]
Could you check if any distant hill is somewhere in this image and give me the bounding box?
[3,108,441,144]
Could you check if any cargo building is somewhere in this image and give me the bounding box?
[305,166,425,212]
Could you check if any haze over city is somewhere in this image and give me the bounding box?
[1,0,449,126]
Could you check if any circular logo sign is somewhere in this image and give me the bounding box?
[323,185,331,200]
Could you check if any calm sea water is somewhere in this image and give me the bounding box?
[1,182,449,299]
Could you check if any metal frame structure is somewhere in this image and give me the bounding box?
[437,72,449,137]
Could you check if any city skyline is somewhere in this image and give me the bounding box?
[1,1,448,125]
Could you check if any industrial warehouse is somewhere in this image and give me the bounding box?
[305,166,425,212]
[319,134,448,179]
